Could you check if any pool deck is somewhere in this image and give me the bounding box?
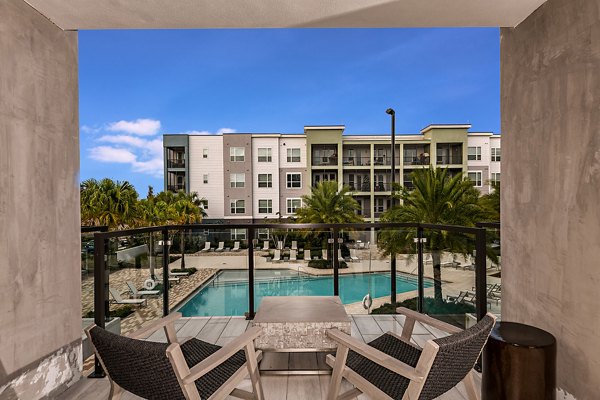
[61,314,479,400]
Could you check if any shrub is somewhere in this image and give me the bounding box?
[171,267,197,275]
[307,259,348,269]
[371,297,476,315]
[84,305,135,319]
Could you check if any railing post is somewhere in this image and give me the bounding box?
[416,227,425,313]
[161,228,171,317]
[332,228,339,296]
[475,228,487,321]
[90,233,107,378]
[247,227,255,319]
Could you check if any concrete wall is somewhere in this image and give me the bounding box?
[501,0,600,398]
[0,0,81,398]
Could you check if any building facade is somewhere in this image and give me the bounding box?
[164,124,500,223]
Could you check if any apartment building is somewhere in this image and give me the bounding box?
[164,124,500,223]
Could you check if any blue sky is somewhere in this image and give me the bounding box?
[79,28,500,195]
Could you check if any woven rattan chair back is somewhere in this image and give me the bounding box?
[419,314,495,399]
[89,326,186,400]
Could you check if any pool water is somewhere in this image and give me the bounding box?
[177,269,432,316]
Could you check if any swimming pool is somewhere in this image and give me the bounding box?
[177,269,432,316]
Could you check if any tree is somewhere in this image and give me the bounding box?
[378,168,485,303]
[479,183,500,221]
[138,186,172,278]
[295,181,362,251]
[80,178,139,229]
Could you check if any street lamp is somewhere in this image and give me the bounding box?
[386,108,396,202]
[386,108,397,304]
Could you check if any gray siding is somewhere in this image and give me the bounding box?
[223,134,253,217]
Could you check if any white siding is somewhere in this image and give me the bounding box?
[489,136,501,175]
[189,136,224,218]
[279,136,307,168]
[252,137,280,219]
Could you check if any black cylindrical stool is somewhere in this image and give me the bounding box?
[482,321,556,400]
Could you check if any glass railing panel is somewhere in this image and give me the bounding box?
[421,229,478,329]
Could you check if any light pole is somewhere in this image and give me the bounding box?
[386,108,397,304]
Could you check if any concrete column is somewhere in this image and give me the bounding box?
[0,0,80,398]
[501,0,600,398]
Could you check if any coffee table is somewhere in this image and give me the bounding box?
[252,296,351,374]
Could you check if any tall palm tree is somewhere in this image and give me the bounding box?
[80,178,139,229]
[167,191,206,269]
[295,181,362,250]
[379,168,484,303]
[138,186,172,278]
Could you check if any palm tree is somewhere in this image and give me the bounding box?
[80,178,139,229]
[379,168,484,303]
[295,181,362,251]
[166,191,206,269]
[138,186,172,278]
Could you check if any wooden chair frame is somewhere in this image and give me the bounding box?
[326,307,495,400]
[85,312,265,400]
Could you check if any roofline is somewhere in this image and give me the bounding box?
[420,124,472,134]
[304,125,346,131]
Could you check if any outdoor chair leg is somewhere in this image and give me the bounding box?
[462,370,480,400]
[108,381,123,400]
[244,344,265,400]
[327,345,349,400]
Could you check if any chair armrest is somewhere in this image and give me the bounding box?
[326,329,424,383]
[128,312,182,339]
[396,307,462,335]
[182,326,263,385]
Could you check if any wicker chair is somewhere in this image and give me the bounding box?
[85,312,264,400]
[325,307,496,400]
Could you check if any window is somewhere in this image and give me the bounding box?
[230,229,247,240]
[258,199,272,214]
[230,147,245,162]
[287,173,302,188]
[287,198,302,214]
[203,148,208,159]
[257,148,272,162]
[468,171,483,187]
[491,173,501,185]
[468,146,482,161]
[287,148,301,162]
[203,174,208,184]
[230,173,245,188]
[257,228,270,240]
[258,174,273,188]
[491,148,501,162]
[375,198,385,213]
[202,200,208,209]
[230,200,245,214]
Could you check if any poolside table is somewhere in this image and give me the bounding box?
[252,296,351,374]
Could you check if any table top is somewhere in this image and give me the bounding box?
[253,296,351,324]
[490,321,556,348]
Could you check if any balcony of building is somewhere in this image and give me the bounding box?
[436,143,463,165]
[311,145,339,167]
[404,144,431,166]
[165,147,186,169]
[342,171,370,193]
[341,145,371,167]
[372,145,401,167]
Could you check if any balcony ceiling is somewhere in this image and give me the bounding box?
[25,0,547,30]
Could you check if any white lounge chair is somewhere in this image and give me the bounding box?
[262,241,269,251]
[169,270,190,277]
[272,249,281,262]
[350,249,360,262]
[199,242,211,252]
[126,281,159,298]
[290,250,297,261]
[322,249,328,261]
[277,241,283,250]
[291,241,298,250]
[215,241,225,252]
[304,249,311,261]
[156,274,181,284]
[232,241,241,252]
[109,287,146,306]
[338,249,345,262]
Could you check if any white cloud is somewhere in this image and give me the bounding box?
[98,135,148,147]
[81,125,102,134]
[89,146,137,163]
[107,118,161,136]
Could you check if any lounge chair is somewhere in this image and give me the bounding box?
[109,287,146,306]
[272,249,281,262]
[215,242,225,252]
[290,250,297,261]
[304,249,311,261]
[262,241,269,251]
[291,241,298,250]
[232,241,241,252]
[337,249,345,262]
[322,249,328,261]
[277,241,283,250]
[199,242,211,252]
[86,312,265,400]
[350,249,360,262]
[157,274,181,285]
[326,307,496,400]
[126,281,159,298]
[170,271,190,277]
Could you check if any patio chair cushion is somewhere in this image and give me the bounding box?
[89,327,246,400]
[346,333,422,399]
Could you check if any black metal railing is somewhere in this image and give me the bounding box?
[88,221,491,376]
[312,156,338,166]
[373,182,392,192]
[167,159,185,168]
[342,156,371,166]
[436,155,463,165]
